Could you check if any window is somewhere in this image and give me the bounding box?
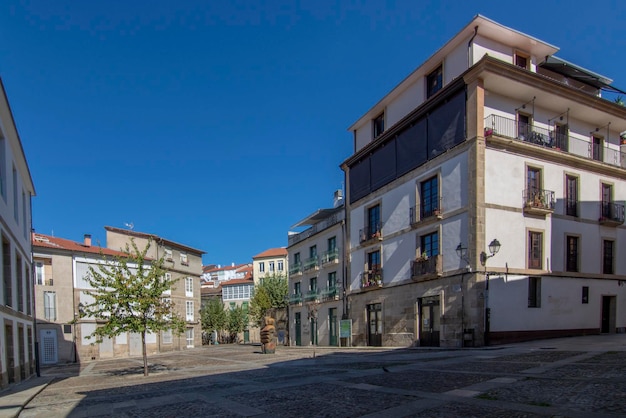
[186,301,194,321]
[420,176,439,218]
[528,277,541,308]
[517,113,531,140]
[373,112,385,138]
[527,167,541,194]
[162,298,171,320]
[565,175,578,216]
[185,277,193,297]
[162,329,172,344]
[601,183,613,219]
[528,231,543,269]
[44,291,56,320]
[368,250,381,272]
[426,65,443,98]
[0,137,6,201]
[35,262,44,285]
[12,166,18,223]
[242,301,249,313]
[367,205,381,237]
[592,135,603,161]
[514,52,529,69]
[603,240,614,274]
[309,277,317,292]
[22,191,27,238]
[420,231,439,258]
[259,262,265,273]
[554,123,569,151]
[277,260,284,271]
[163,272,171,295]
[180,253,189,266]
[3,237,11,306]
[229,301,236,310]
[269,261,275,272]
[328,272,337,289]
[16,254,22,312]
[309,245,317,259]
[582,286,589,304]
[328,236,336,252]
[294,281,301,296]
[164,249,173,262]
[294,253,300,265]
[566,236,579,272]
[185,328,194,348]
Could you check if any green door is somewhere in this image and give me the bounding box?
[295,313,302,346]
[310,318,318,345]
[329,308,338,346]
[243,329,250,343]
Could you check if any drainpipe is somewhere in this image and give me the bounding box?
[468,26,479,68]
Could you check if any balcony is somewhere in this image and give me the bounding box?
[410,204,443,226]
[303,256,319,272]
[320,286,339,301]
[523,188,555,216]
[289,263,303,276]
[289,293,302,305]
[599,202,625,226]
[359,223,383,244]
[303,289,319,302]
[361,269,383,290]
[320,248,340,266]
[411,255,443,282]
[484,114,626,168]
[288,212,344,246]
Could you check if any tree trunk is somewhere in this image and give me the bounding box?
[142,331,148,376]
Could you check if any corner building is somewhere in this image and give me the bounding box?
[342,15,626,347]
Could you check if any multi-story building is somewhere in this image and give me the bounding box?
[287,191,345,346]
[252,248,288,283]
[0,79,36,387]
[341,15,626,347]
[221,277,255,343]
[33,233,146,364]
[105,226,205,350]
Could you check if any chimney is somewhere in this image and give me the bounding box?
[333,189,344,208]
[84,234,92,247]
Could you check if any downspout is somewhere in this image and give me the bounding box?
[467,26,479,68]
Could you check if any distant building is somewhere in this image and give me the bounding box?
[287,190,345,347]
[0,79,36,387]
[33,233,145,364]
[201,263,251,285]
[221,277,255,343]
[105,226,205,350]
[252,247,288,284]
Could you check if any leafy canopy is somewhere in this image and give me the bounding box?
[200,298,227,333]
[249,273,288,325]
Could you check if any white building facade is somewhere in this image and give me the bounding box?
[0,79,36,387]
[288,193,345,346]
[342,15,626,347]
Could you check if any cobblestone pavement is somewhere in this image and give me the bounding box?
[15,334,626,417]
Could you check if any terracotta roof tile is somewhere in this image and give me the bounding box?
[32,233,128,257]
[252,247,287,259]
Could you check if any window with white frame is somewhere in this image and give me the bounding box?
[186,301,194,321]
[35,262,44,285]
[43,291,56,321]
[186,328,194,347]
[259,262,265,272]
[162,329,172,344]
[164,249,173,262]
[222,284,252,300]
[180,252,189,266]
[185,277,193,297]
[269,261,275,272]
[163,272,171,295]
[277,260,284,271]
[162,298,171,320]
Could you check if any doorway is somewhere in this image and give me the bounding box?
[329,308,338,346]
[39,328,58,365]
[419,296,440,347]
[295,313,302,346]
[601,296,616,333]
[367,303,382,346]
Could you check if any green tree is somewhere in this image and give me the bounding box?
[200,298,227,340]
[80,239,185,376]
[249,273,288,325]
[226,305,248,342]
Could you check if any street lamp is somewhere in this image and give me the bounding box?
[481,238,501,346]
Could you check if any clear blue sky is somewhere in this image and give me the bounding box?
[1,1,624,266]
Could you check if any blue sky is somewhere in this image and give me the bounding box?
[1,1,624,266]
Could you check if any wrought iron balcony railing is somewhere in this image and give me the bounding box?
[361,269,383,289]
[320,286,339,301]
[288,293,302,304]
[523,188,555,215]
[359,223,383,244]
[599,202,625,226]
[411,255,443,282]
[485,114,626,168]
[303,289,319,302]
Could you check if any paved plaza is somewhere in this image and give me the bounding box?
[1,334,625,417]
